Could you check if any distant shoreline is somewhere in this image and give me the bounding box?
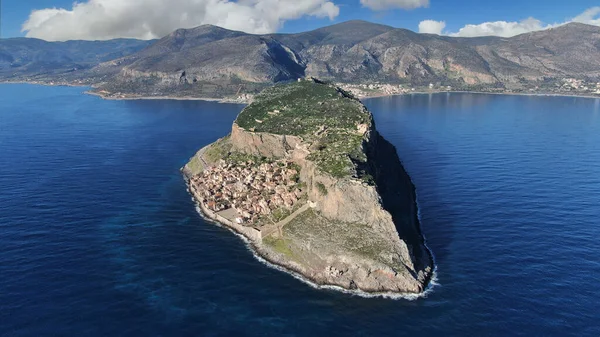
[360,90,600,101]
[0,81,249,104]
[0,80,87,88]
[84,90,251,104]
[2,80,599,102]
[451,90,600,99]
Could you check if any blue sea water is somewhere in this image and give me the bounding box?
[1,84,600,336]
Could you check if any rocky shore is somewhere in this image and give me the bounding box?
[85,89,253,104]
[184,80,434,296]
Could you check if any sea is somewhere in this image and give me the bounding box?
[1,84,599,336]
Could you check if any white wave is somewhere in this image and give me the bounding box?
[413,174,440,293]
[192,199,439,300]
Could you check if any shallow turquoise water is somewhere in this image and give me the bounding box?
[1,85,599,335]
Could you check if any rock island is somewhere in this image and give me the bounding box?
[182,79,433,295]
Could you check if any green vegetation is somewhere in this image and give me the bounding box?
[101,77,269,99]
[261,193,307,226]
[271,208,292,222]
[235,80,372,178]
[185,155,204,176]
[288,163,301,183]
[264,236,295,259]
[316,182,328,196]
[236,81,370,135]
[204,137,232,162]
[283,209,404,270]
[360,173,375,185]
[204,136,271,165]
[226,152,271,165]
[307,132,366,178]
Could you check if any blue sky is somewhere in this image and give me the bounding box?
[283,0,600,33]
[2,0,600,40]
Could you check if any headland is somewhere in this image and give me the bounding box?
[182,79,434,295]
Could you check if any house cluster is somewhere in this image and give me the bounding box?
[235,93,254,102]
[190,160,304,224]
[339,83,411,97]
[559,78,600,94]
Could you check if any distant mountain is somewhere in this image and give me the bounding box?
[271,20,496,85]
[468,23,600,81]
[2,21,600,97]
[0,38,154,82]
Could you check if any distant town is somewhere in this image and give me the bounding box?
[5,77,600,102]
[339,78,600,99]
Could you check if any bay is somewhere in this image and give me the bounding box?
[1,84,599,336]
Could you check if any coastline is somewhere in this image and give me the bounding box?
[3,80,598,102]
[194,199,439,300]
[0,82,249,104]
[85,90,251,104]
[0,81,89,88]
[183,145,436,299]
[360,89,600,101]
[4,79,438,297]
[187,184,437,299]
[89,88,600,102]
[450,90,600,100]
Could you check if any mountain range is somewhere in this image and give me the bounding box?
[0,38,154,82]
[2,21,600,98]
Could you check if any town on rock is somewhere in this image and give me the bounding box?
[190,160,304,225]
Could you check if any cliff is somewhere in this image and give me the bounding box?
[183,79,433,295]
[94,21,600,98]
[4,21,600,98]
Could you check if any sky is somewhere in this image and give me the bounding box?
[1,0,599,41]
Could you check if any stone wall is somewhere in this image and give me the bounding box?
[190,185,263,242]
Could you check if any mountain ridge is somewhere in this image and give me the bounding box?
[0,38,154,82]
[2,21,600,98]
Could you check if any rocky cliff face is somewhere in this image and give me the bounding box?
[4,21,600,96]
[183,80,433,294]
[227,123,431,293]
[88,21,600,97]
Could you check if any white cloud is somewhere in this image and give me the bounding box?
[445,7,600,38]
[572,7,600,26]
[418,20,446,35]
[449,17,547,38]
[360,0,429,11]
[22,0,340,41]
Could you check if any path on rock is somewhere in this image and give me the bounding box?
[197,146,210,169]
[278,203,310,229]
[262,203,311,238]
